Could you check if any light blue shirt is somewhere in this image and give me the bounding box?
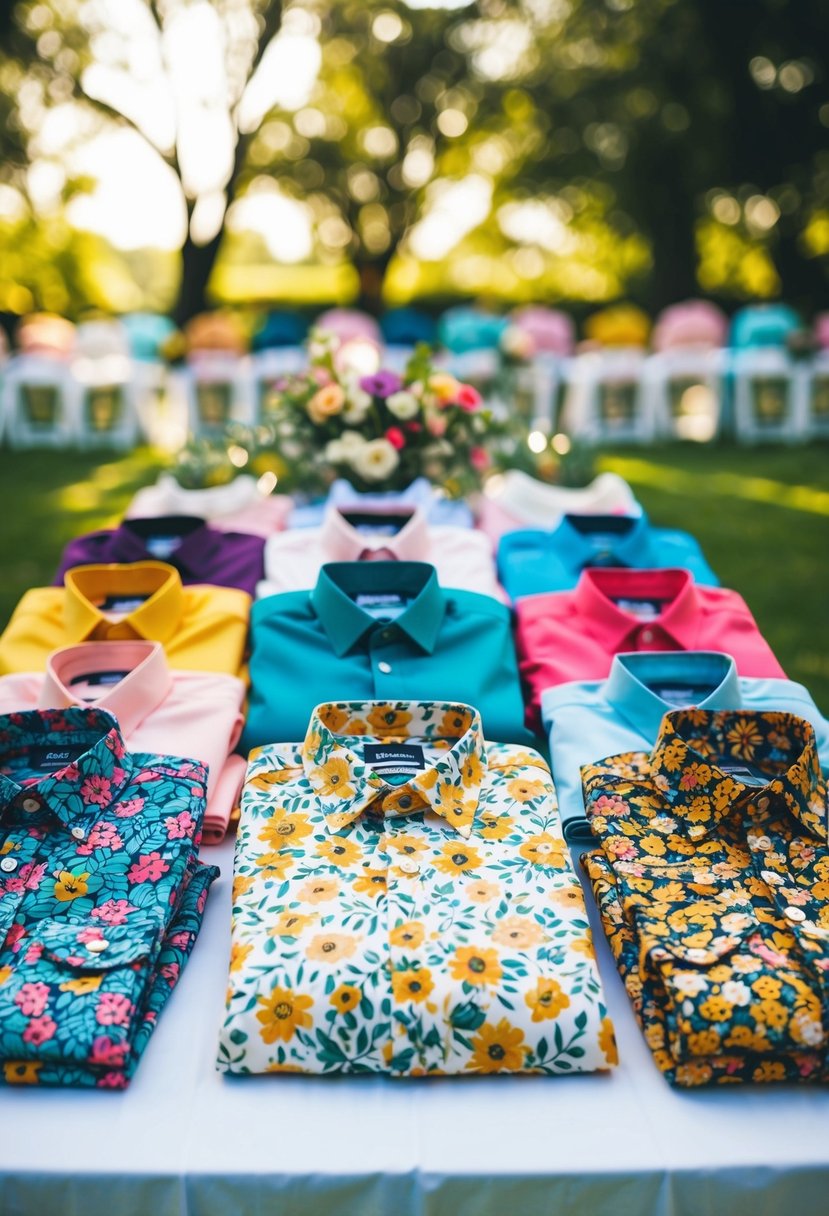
[498,512,719,600]
[289,478,475,529]
[541,651,829,844]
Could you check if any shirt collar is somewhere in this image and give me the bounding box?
[39,641,173,735]
[605,651,741,738]
[152,472,260,516]
[117,516,220,577]
[574,567,700,650]
[63,562,185,644]
[320,505,429,563]
[492,470,639,525]
[310,562,447,657]
[328,477,435,512]
[650,708,826,842]
[301,700,486,838]
[0,706,134,839]
[551,512,650,573]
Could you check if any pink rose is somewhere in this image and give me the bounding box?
[384,426,406,450]
[469,446,490,471]
[455,384,482,411]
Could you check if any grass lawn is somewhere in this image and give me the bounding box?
[0,440,827,710]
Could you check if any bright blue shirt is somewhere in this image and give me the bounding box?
[244,561,534,749]
[541,651,829,845]
[288,478,474,530]
[497,512,719,600]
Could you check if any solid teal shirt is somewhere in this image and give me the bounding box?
[243,561,535,748]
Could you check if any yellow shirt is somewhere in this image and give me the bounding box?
[0,562,250,677]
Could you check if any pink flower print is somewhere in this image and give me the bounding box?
[63,762,80,782]
[76,926,105,946]
[20,862,47,891]
[22,1015,57,1046]
[113,797,145,819]
[95,992,134,1028]
[160,962,180,986]
[91,899,134,925]
[127,852,170,885]
[606,835,637,861]
[190,785,204,799]
[3,877,24,895]
[167,932,192,950]
[89,1036,129,1067]
[165,811,195,840]
[80,774,112,807]
[105,732,126,760]
[592,794,629,819]
[97,1071,127,1089]
[15,982,50,1017]
[77,822,124,856]
[197,887,208,914]
[23,941,44,965]
[110,766,126,787]
[135,769,162,784]
[6,924,26,953]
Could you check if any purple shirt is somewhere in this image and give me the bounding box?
[53,515,265,597]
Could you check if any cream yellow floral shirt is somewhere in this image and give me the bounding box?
[218,700,616,1076]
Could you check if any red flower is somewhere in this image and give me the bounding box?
[455,384,483,411]
[385,426,406,450]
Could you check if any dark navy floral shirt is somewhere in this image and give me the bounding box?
[0,706,218,1088]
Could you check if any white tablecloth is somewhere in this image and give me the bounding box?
[2,839,828,1216]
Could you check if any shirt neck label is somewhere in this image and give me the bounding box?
[342,510,411,537]
[717,762,769,787]
[363,743,426,781]
[355,592,410,620]
[649,682,717,707]
[145,535,184,560]
[612,596,668,621]
[96,594,150,619]
[20,745,86,775]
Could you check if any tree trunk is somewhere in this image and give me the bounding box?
[172,227,225,327]
[354,250,395,317]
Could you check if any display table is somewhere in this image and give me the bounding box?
[2,838,828,1216]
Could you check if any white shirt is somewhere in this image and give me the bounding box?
[478,471,640,543]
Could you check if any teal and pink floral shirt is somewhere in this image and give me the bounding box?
[0,706,218,1088]
[219,700,616,1077]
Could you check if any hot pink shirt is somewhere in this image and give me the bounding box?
[0,641,246,844]
[516,568,786,730]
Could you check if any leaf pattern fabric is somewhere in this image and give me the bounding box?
[219,700,616,1077]
[581,708,829,1087]
[0,706,217,1087]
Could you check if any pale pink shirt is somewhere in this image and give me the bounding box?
[257,505,505,600]
[0,641,246,844]
[516,567,786,729]
[128,473,292,538]
[476,470,641,545]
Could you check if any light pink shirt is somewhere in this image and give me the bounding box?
[128,474,292,538]
[258,505,505,600]
[477,470,641,545]
[516,568,786,730]
[0,641,246,844]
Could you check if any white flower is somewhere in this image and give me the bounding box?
[672,973,709,996]
[720,980,752,1007]
[350,437,400,482]
[339,429,367,454]
[325,439,345,463]
[342,388,372,423]
[325,430,365,465]
[386,391,419,420]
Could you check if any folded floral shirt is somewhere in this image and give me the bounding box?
[0,642,246,844]
[0,706,218,1087]
[218,700,615,1077]
[581,708,829,1087]
[54,516,265,598]
[517,567,786,729]
[0,562,250,678]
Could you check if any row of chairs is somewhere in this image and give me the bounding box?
[2,342,827,449]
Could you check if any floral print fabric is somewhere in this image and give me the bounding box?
[0,706,218,1087]
[219,700,615,1076]
[581,708,829,1087]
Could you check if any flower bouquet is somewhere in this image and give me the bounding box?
[175,330,503,498]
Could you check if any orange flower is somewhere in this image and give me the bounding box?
[390,920,424,949]
[229,941,253,973]
[318,704,350,732]
[465,880,500,903]
[306,933,359,963]
[352,868,387,897]
[258,808,313,848]
[3,1061,42,1085]
[478,812,513,840]
[311,757,355,799]
[367,705,413,734]
[437,708,473,736]
[256,986,313,1043]
[508,776,547,803]
[449,946,502,987]
[307,383,345,423]
[434,843,483,875]
[525,977,570,1021]
[468,1019,527,1072]
[60,974,103,995]
[330,985,362,1014]
[391,967,434,1004]
[316,836,362,867]
[599,1016,618,1065]
[491,917,544,949]
[296,877,340,903]
[519,834,564,868]
[269,910,315,937]
[54,870,90,902]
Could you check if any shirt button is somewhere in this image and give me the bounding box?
[396,795,412,810]
[640,629,654,644]
[685,947,710,963]
[379,629,393,642]
[85,939,109,954]
[760,869,784,886]
[0,857,17,873]
[398,857,420,875]
[755,836,772,851]
[70,826,86,841]
[378,661,392,674]
[784,906,806,922]
[757,796,770,811]
[535,843,554,855]
[22,797,40,813]
[688,825,706,840]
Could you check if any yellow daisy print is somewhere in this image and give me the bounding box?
[256,987,314,1043]
[468,1020,528,1072]
[330,985,362,1014]
[449,946,502,988]
[433,843,483,875]
[391,967,435,1005]
[525,977,571,1022]
[311,756,356,798]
